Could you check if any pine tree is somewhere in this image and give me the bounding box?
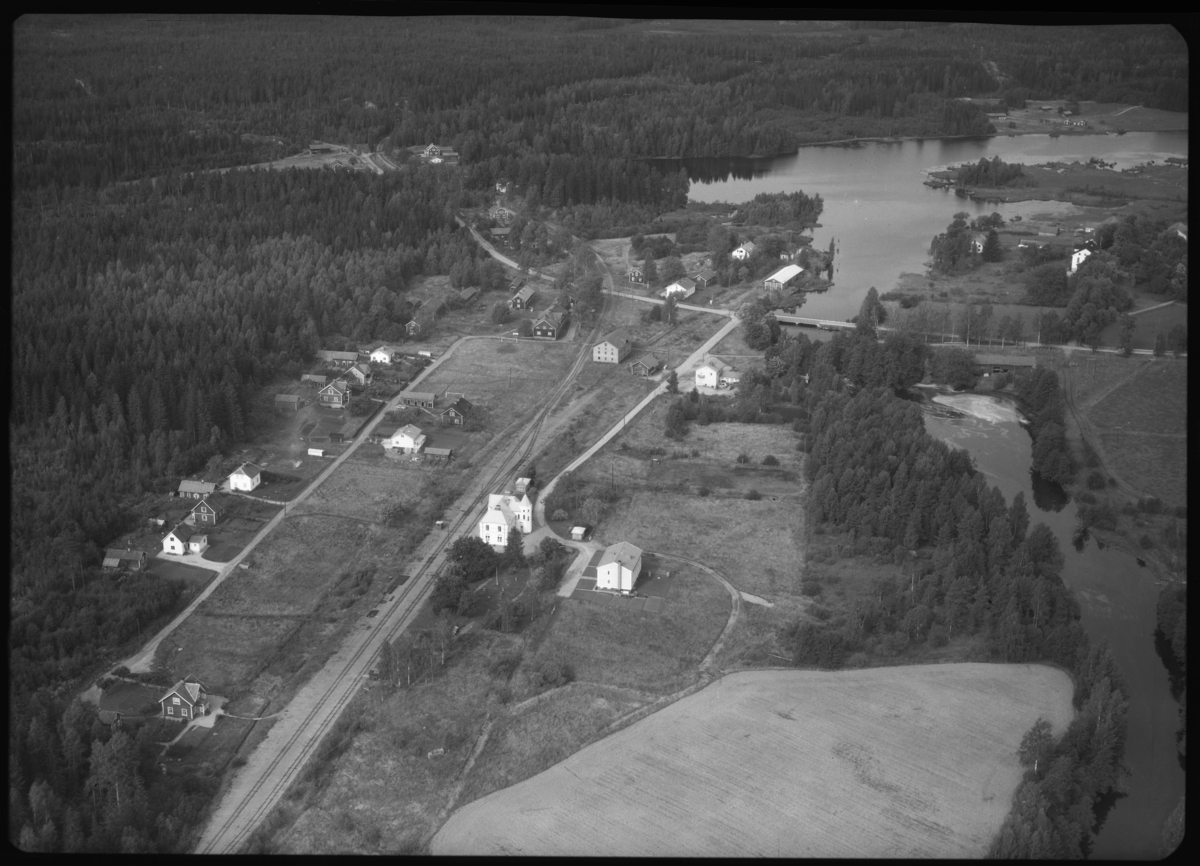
[982,229,1003,262]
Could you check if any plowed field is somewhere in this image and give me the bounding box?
[432,664,1074,857]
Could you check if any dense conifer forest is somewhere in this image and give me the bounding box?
[11,14,1174,853]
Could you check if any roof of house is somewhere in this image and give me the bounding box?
[160,678,206,706]
[321,380,350,395]
[1166,222,1188,237]
[489,227,512,236]
[974,354,1037,367]
[195,492,231,512]
[232,462,261,478]
[177,479,216,495]
[695,268,718,282]
[766,264,804,283]
[401,390,439,402]
[668,277,696,291]
[630,353,661,370]
[596,328,631,349]
[104,548,146,563]
[425,447,453,456]
[302,374,328,383]
[393,424,425,441]
[459,286,480,300]
[353,362,372,374]
[735,241,757,253]
[698,357,730,374]
[315,350,361,362]
[599,541,643,572]
[440,397,473,417]
[536,307,566,328]
[167,523,197,542]
[274,393,301,403]
[513,285,535,302]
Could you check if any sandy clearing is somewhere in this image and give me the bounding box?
[432,663,1073,857]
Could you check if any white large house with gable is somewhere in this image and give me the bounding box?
[478,491,534,548]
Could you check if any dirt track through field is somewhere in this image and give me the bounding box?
[431,664,1074,857]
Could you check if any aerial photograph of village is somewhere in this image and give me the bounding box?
[10,14,1186,857]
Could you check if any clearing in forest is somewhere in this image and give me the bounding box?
[431,664,1074,858]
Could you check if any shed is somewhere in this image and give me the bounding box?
[274,394,304,412]
[628,353,662,377]
[764,264,803,291]
[570,526,588,541]
[974,354,1037,375]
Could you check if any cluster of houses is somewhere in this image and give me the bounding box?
[155,463,263,557]
[507,281,572,341]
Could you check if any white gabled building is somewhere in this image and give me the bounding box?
[478,492,533,548]
[596,541,643,592]
[386,424,427,454]
[229,462,262,492]
[763,263,803,291]
[695,357,739,389]
[1068,247,1093,275]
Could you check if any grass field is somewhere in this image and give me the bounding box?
[1075,357,1188,504]
[295,456,427,523]
[1098,302,1188,353]
[415,338,578,435]
[148,558,218,586]
[533,563,729,694]
[431,664,1076,857]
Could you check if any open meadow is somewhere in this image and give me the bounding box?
[432,664,1076,857]
[1085,358,1188,505]
[535,563,729,694]
[415,337,578,435]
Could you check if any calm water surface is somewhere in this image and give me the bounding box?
[666,131,1188,323]
[924,393,1184,859]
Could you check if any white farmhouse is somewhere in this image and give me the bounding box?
[660,278,696,300]
[386,424,427,454]
[595,542,643,592]
[229,462,262,492]
[732,241,757,260]
[478,492,534,548]
[162,524,208,556]
[370,345,402,364]
[694,357,739,389]
[1068,247,1093,275]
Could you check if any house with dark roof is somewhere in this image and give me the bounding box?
[593,329,632,364]
[399,390,441,410]
[103,549,148,571]
[346,362,373,387]
[274,394,304,412]
[694,268,718,289]
[160,678,209,723]
[628,265,644,283]
[510,285,536,310]
[319,380,351,408]
[162,523,208,556]
[423,143,442,158]
[434,396,473,426]
[315,350,362,367]
[533,306,569,340]
[177,479,217,499]
[459,286,480,305]
[628,354,662,377]
[192,493,231,526]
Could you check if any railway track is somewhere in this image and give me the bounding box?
[197,287,612,855]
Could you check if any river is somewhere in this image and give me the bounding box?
[660,131,1188,325]
[664,133,1187,858]
[923,392,1183,858]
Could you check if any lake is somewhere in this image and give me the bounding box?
[662,132,1188,858]
[661,131,1188,324]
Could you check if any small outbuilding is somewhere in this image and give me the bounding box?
[570,526,588,541]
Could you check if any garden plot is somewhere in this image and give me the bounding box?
[295,457,426,523]
[432,664,1075,857]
